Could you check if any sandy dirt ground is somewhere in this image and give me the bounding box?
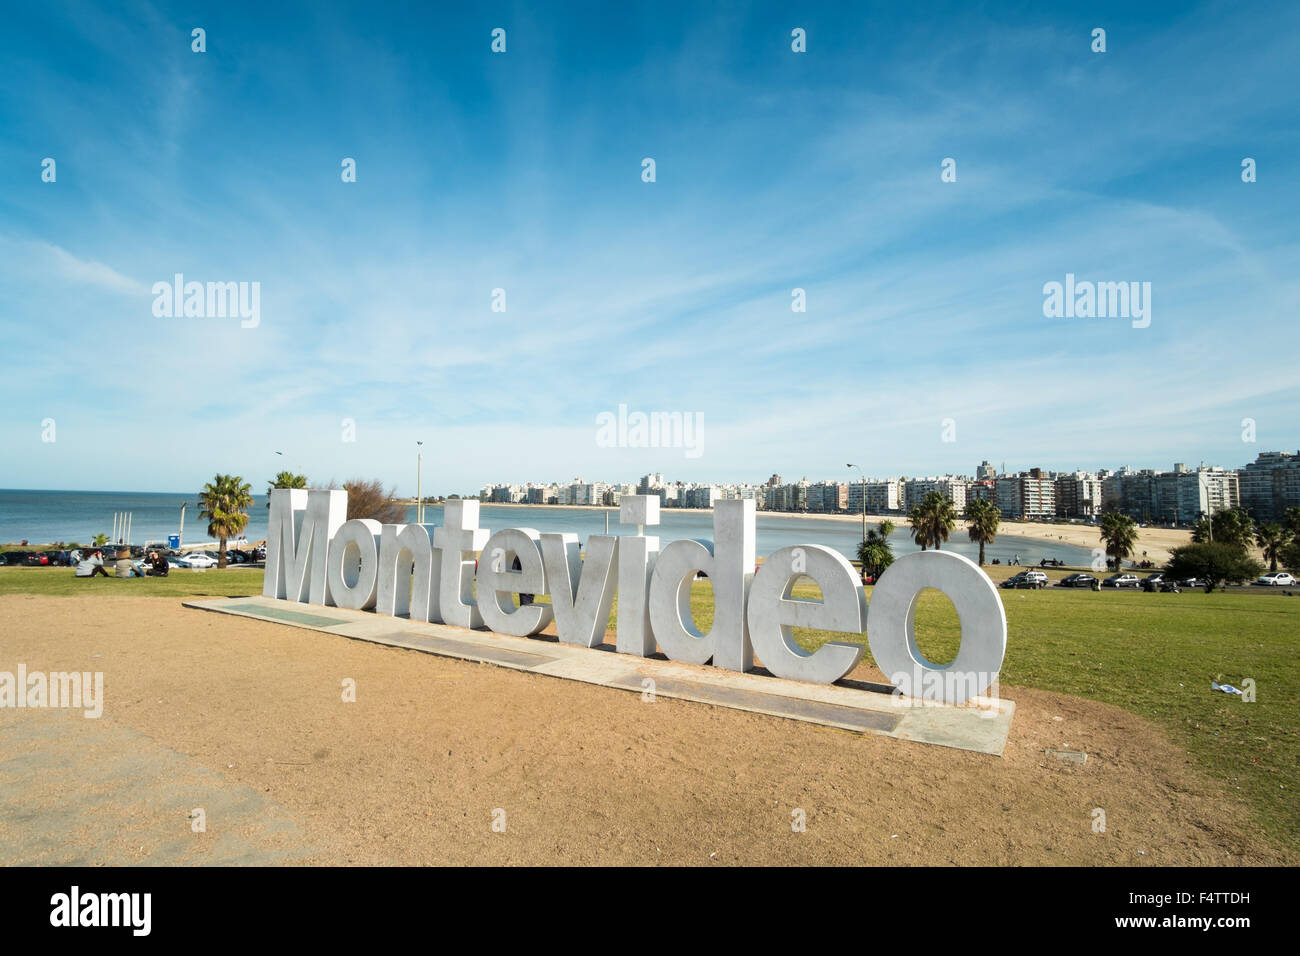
[1,594,1288,866]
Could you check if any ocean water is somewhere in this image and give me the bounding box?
[0,489,1096,565]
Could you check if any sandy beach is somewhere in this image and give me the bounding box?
[410,501,1194,564]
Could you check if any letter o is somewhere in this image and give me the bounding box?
[326,519,381,610]
[867,550,1005,705]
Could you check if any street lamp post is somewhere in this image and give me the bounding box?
[416,441,424,524]
[847,463,866,541]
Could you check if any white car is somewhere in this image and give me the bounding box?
[1256,572,1296,587]
[1102,573,1141,588]
[174,552,218,569]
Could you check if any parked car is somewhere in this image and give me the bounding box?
[1140,574,1166,592]
[1255,572,1297,587]
[42,549,73,567]
[1177,576,1204,588]
[1102,573,1141,589]
[1001,570,1048,590]
[1058,573,1096,588]
[173,552,219,569]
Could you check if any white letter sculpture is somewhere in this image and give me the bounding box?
[376,523,440,622]
[648,499,755,669]
[866,550,1006,705]
[747,544,866,683]
[477,528,552,637]
[264,489,346,604]
[263,493,1007,705]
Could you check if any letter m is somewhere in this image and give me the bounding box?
[50,672,81,709]
[263,489,346,604]
[206,281,239,317]
[1098,281,1129,317]
[101,894,130,927]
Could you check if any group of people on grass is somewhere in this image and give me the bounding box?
[75,550,169,579]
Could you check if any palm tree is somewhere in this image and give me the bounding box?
[92,533,109,548]
[1283,506,1300,543]
[1191,517,1213,544]
[965,498,1000,566]
[1255,522,1287,572]
[908,502,929,550]
[878,519,896,541]
[856,524,895,580]
[910,492,957,552]
[1099,512,1139,571]
[1213,508,1256,552]
[198,474,254,568]
[267,470,308,506]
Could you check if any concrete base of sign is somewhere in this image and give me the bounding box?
[182,595,1015,755]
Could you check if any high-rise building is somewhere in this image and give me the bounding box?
[847,479,901,514]
[995,472,1056,518]
[1240,451,1300,522]
[1054,472,1103,518]
[903,477,968,512]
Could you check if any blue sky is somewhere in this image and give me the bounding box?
[1,0,1296,495]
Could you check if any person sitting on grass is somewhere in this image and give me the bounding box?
[115,550,143,578]
[146,550,169,577]
[75,550,110,578]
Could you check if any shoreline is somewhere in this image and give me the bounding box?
[403,500,1193,562]
[0,502,1192,564]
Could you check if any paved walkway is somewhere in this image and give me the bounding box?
[186,595,1015,755]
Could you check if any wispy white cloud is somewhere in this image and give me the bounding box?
[36,241,152,297]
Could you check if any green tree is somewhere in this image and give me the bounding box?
[856,524,895,580]
[1283,506,1300,543]
[92,533,109,548]
[1195,508,1255,551]
[1166,542,1264,591]
[909,491,957,552]
[1255,522,1288,573]
[1281,539,1300,574]
[1099,512,1139,571]
[266,470,308,506]
[964,498,1000,566]
[877,519,896,541]
[198,474,254,568]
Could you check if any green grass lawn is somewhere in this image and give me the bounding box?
[3,565,1296,850]
[0,566,265,599]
